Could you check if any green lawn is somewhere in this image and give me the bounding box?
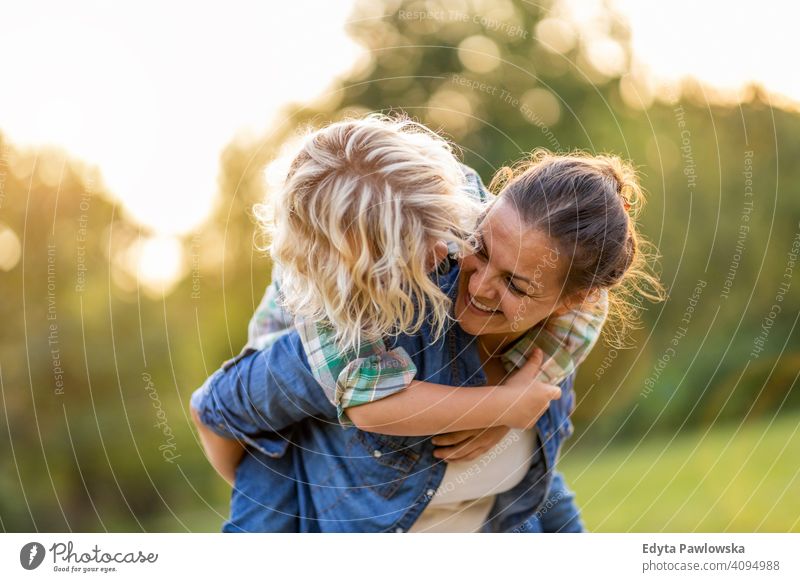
[559,412,800,532]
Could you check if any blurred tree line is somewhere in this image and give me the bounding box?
[0,0,797,530]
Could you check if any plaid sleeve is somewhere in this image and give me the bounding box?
[295,318,417,428]
[503,289,609,384]
[245,263,295,352]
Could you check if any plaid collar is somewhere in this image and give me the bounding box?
[499,329,540,372]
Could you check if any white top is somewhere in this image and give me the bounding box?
[409,428,537,532]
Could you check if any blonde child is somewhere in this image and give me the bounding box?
[247,114,607,430]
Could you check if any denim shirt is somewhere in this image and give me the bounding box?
[191,264,576,532]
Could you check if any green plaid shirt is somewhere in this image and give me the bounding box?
[245,165,608,426]
[245,263,294,351]
[500,292,608,381]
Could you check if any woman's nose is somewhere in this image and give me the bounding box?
[468,263,497,301]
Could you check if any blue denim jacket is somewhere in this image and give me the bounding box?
[191,265,578,532]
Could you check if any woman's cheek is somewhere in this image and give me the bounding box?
[502,298,521,323]
[511,297,539,328]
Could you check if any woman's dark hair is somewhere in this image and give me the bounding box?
[489,149,665,347]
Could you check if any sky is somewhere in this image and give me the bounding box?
[0,0,361,236]
[610,0,800,104]
[0,0,797,290]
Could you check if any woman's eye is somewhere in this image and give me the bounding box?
[506,278,524,295]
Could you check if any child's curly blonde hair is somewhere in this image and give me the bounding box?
[256,114,483,352]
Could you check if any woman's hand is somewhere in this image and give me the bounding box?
[431,425,511,462]
[499,348,562,430]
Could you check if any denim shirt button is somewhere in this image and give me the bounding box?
[372,449,382,458]
[395,527,404,533]
[426,488,435,497]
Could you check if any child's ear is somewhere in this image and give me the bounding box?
[435,240,449,261]
[426,240,449,272]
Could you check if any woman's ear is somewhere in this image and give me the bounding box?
[551,289,592,316]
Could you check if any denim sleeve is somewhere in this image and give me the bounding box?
[190,331,338,456]
[554,372,576,441]
[526,373,583,533]
[527,471,585,533]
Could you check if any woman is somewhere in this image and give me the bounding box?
[192,150,662,532]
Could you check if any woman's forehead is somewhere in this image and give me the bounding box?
[479,200,565,289]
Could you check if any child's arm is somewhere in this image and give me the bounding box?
[346,349,561,434]
[190,341,553,457]
[191,405,243,486]
[323,291,609,435]
[297,319,562,435]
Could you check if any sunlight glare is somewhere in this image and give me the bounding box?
[0,0,362,238]
[610,0,800,104]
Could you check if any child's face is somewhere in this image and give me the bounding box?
[455,199,570,342]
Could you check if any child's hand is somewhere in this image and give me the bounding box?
[430,425,511,462]
[500,348,562,430]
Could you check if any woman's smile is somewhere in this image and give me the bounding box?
[464,290,502,316]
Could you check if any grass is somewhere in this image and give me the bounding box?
[559,411,800,532]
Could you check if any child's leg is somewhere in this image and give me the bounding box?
[222,446,300,533]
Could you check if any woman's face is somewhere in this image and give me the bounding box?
[455,198,571,345]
